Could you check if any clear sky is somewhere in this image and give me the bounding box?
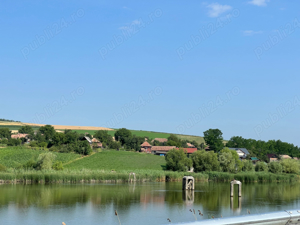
[1,0,300,146]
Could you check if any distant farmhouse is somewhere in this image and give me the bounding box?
[11,133,29,139]
[83,136,102,148]
[227,148,250,160]
[140,141,197,156]
[266,154,278,162]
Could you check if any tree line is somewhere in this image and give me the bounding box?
[165,147,300,174]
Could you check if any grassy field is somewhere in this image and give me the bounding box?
[0,147,80,168]
[65,150,166,171]
[71,129,206,144]
[1,121,210,144]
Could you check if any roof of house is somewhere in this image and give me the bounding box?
[250,157,259,161]
[11,133,29,139]
[141,141,152,147]
[280,155,291,159]
[84,136,92,143]
[151,146,176,151]
[92,138,100,143]
[187,143,195,147]
[267,154,277,159]
[228,148,250,155]
[151,138,168,143]
[205,146,210,150]
[176,148,197,154]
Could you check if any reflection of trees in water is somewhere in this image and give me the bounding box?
[0,183,166,213]
[0,182,300,213]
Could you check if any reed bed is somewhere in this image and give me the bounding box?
[0,169,208,184]
[206,171,300,183]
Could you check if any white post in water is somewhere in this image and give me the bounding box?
[182,176,195,190]
[128,172,136,182]
[230,180,242,197]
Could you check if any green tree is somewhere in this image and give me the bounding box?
[74,140,92,155]
[218,152,235,172]
[165,148,192,172]
[114,128,132,145]
[94,130,113,145]
[52,133,66,146]
[166,134,182,147]
[109,141,121,150]
[0,128,11,139]
[39,125,56,141]
[269,161,282,174]
[18,125,34,135]
[36,152,56,170]
[280,159,299,174]
[255,162,268,172]
[219,147,243,172]
[203,129,224,152]
[191,150,220,172]
[242,160,254,172]
[7,138,22,146]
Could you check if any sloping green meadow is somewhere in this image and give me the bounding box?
[0,147,80,168]
[65,150,166,171]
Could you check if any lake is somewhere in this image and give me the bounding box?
[1,182,300,225]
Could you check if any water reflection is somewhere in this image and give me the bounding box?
[1,182,300,225]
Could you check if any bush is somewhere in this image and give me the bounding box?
[255,161,268,172]
[269,161,283,174]
[36,152,56,170]
[165,148,192,172]
[52,161,64,171]
[7,138,22,146]
[280,159,300,174]
[29,141,38,148]
[243,160,254,172]
[191,150,220,172]
[0,164,6,172]
[23,158,37,170]
[0,139,8,144]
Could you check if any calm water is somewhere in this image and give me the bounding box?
[1,182,300,225]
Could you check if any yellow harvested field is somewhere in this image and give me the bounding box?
[0,121,113,131]
[0,122,23,126]
[23,123,113,131]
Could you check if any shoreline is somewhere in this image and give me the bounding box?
[0,170,298,184]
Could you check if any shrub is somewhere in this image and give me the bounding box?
[269,161,283,174]
[7,138,22,146]
[191,150,220,172]
[36,152,56,170]
[165,148,192,172]
[255,161,268,172]
[243,160,254,172]
[29,141,38,148]
[219,152,235,172]
[280,159,300,174]
[52,161,64,171]
[0,164,6,172]
[23,158,37,170]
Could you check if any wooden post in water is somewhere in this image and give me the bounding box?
[230,180,242,197]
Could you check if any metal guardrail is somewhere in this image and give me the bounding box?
[175,209,300,225]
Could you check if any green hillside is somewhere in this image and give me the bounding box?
[65,150,166,171]
[0,147,80,168]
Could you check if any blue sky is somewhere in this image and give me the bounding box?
[1,0,300,146]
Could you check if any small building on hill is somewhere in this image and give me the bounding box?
[280,155,292,159]
[11,133,29,139]
[140,141,152,153]
[151,146,176,156]
[91,138,102,148]
[187,143,195,148]
[228,148,250,159]
[266,154,278,162]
